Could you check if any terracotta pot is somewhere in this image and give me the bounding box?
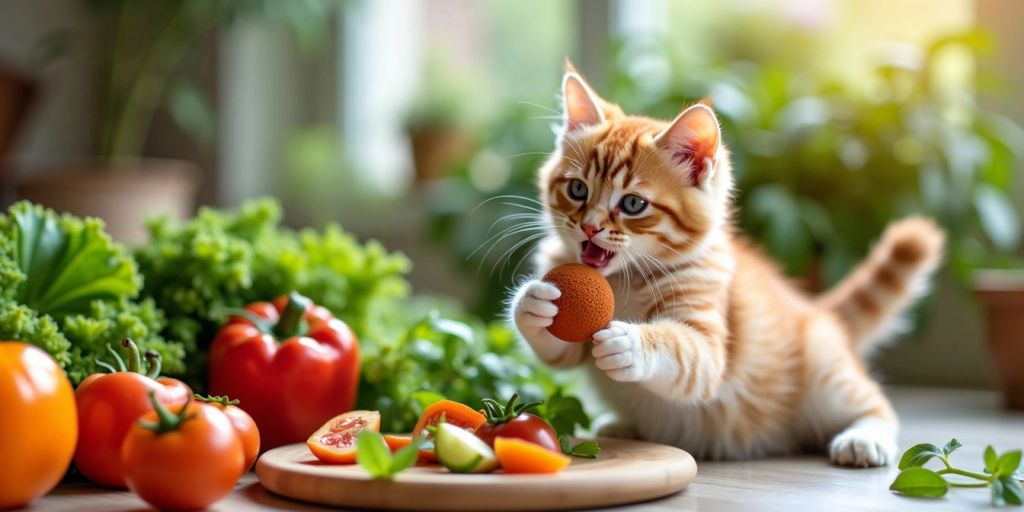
[408,125,472,183]
[15,158,200,244]
[973,270,1024,410]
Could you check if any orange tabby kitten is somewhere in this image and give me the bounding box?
[510,67,944,466]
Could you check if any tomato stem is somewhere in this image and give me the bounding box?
[121,338,143,373]
[144,350,162,379]
[481,393,544,424]
[139,391,193,434]
[273,291,311,339]
[194,394,240,407]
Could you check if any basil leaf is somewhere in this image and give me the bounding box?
[356,431,393,479]
[389,436,425,474]
[570,440,601,459]
[999,476,1024,506]
[996,450,1023,478]
[942,438,962,457]
[987,445,999,474]
[542,391,591,436]
[898,443,944,470]
[890,468,949,498]
[558,434,572,455]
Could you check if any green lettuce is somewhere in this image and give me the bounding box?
[0,202,184,383]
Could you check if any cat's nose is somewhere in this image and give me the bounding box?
[583,224,604,239]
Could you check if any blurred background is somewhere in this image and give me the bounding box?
[1,0,1022,390]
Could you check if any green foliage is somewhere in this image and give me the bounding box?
[891,438,1023,506]
[0,202,183,383]
[608,30,1023,285]
[135,198,411,388]
[356,431,424,480]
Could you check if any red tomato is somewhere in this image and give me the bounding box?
[475,393,560,453]
[195,395,261,472]
[307,410,381,464]
[412,400,486,462]
[121,396,244,511]
[209,292,360,450]
[0,342,77,509]
[75,339,191,488]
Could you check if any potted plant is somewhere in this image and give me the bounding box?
[16,0,335,242]
[973,270,1024,409]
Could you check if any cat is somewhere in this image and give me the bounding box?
[508,65,944,467]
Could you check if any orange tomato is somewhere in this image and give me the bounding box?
[494,437,571,474]
[196,395,261,472]
[307,410,381,464]
[412,400,486,462]
[0,342,77,509]
[121,397,244,511]
[383,434,412,452]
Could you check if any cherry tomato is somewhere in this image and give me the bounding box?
[307,410,381,464]
[195,395,261,472]
[494,437,570,474]
[412,400,486,462]
[122,395,244,511]
[75,339,191,487]
[0,342,77,509]
[475,393,560,452]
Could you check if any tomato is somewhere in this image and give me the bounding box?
[195,395,261,472]
[475,393,559,453]
[495,437,571,474]
[384,434,413,453]
[121,395,244,511]
[0,342,77,509]
[412,400,486,462]
[209,292,360,450]
[307,410,381,464]
[75,339,191,487]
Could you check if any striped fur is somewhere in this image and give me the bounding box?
[509,69,945,466]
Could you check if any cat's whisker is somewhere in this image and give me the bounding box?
[490,231,547,279]
[468,222,550,263]
[484,212,543,238]
[515,100,562,117]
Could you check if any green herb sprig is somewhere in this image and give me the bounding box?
[890,438,1023,506]
[355,431,424,480]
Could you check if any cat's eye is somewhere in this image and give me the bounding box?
[567,179,588,201]
[620,194,649,215]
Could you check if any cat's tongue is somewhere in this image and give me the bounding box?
[581,241,615,269]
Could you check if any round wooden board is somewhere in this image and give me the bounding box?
[256,438,697,511]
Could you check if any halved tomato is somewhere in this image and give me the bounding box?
[306,410,380,464]
[383,434,412,453]
[494,437,571,474]
[411,400,486,463]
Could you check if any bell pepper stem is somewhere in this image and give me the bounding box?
[215,307,275,334]
[273,291,311,339]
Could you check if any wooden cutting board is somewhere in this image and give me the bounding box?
[256,437,697,511]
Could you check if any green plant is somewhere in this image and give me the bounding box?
[608,30,1023,286]
[891,438,1023,506]
[86,0,337,160]
[0,202,183,383]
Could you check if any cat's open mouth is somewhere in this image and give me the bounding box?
[581,240,616,270]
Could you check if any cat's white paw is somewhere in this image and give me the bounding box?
[593,321,647,382]
[828,419,897,467]
[513,280,560,335]
[597,421,638,439]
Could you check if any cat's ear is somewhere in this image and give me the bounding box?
[654,104,721,187]
[561,71,605,135]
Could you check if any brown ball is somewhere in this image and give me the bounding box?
[543,263,615,343]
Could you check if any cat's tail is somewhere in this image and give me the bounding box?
[817,217,945,356]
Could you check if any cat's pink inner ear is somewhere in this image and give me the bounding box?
[562,73,604,133]
[654,104,721,186]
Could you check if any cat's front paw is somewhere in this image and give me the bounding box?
[828,423,897,467]
[592,321,647,382]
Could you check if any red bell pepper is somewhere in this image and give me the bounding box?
[208,292,359,450]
